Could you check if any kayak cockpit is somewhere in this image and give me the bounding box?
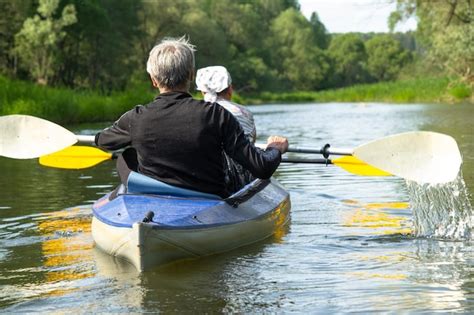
[92,178,282,229]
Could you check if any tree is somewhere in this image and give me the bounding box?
[254,0,300,21]
[58,0,141,90]
[267,8,331,91]
[1,0,335,94]
[228,52,277,92]
[390,0,473,82]
[13,0,76,85]
[0,0,34,76]
[328,34,369,87]
[137,0,191,57]
[309,12,330,49]
[366,35,412,81]
[180,7,229,68]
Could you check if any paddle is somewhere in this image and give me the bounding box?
[0,114,96,158]
[39,146,115,169]
[0,114,78,159]
[39,146,390,176]
[0,114,462,184]
[257,132,462,184]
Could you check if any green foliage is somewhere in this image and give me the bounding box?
[245,77,458,104]
[0,0,34,76]
[365,35,412,81]
[448,83,472,100]
[13,0,77,85]
[268,8,330,91]
[390,0,473,82]
[59,0,141,90]
[0,0,319,94]
[0,75,154,124]
[228,53,276,92]
[328,34,369,87]
[0,0,472,119]
[0,74,469,128]
[309,12,330,49]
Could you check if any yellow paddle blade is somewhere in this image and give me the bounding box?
[39,146,112,169]
[333,156,391,176]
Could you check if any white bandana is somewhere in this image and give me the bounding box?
[195,66,232,102]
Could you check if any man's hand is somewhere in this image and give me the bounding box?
[266,136,289,154]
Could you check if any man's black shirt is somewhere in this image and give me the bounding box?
[95,92,281,197]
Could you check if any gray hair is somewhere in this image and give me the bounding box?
[146,36,196,90]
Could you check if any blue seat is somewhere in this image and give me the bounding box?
[127,171,221,200]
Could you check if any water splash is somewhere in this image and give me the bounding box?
[406,172,474,239]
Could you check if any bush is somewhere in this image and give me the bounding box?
[449,83,472,100]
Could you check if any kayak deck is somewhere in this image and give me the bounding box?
[93,179,286,229]
[93,194,221,228]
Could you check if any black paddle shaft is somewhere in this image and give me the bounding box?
[282,157,333,165]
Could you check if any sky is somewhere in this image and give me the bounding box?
[299,0,417,33]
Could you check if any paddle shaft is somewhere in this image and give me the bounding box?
[286,146,351,156]
[76,135,96,144]
[83,133,459,183]
[40,145,390,176]
[282,157,332,164]
[79,134,352,157]
[74,140,336,165]
[254,142,352,156]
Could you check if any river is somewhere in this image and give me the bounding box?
[0,102,473,313]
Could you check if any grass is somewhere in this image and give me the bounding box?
[0,76,471,124]
[242,77,472,105]
[0,75,155,124]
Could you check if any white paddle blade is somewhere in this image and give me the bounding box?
[0,115,77,159]
[353,131,462,184]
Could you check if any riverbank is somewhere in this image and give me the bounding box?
[0,76,471,124]
[0,75,154,124]
[243,77,473,105]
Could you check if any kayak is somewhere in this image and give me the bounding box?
[91,173,291,272]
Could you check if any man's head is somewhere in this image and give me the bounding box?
[195,66,232,102]
[147,36,196,92]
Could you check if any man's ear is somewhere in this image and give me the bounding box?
[150,77,159,88]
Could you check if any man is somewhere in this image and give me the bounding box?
[196,66,256,143]
[95,37,288,198]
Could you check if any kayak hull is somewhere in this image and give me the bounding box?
[92,179,290,271]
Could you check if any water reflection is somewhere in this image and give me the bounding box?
[39,208,94,285]
[88,224,291,313]
[342,200,412,235]
[0,206,95,310]
[408,239,474,311]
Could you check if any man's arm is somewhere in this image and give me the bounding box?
[95,111,133,150]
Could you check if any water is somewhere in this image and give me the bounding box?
[1,102,473,313]
[408,174,474,239]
